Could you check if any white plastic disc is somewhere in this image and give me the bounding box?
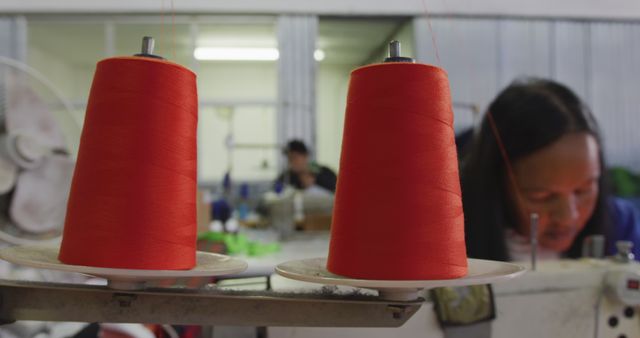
[0,245,248,290]
[276,257,525,291]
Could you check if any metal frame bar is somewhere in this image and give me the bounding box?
[0,279,423,327]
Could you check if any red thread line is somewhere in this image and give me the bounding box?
[485,111,531,223]
[170,0,176,61]
[420,0,441,65]
[160,0,165,56]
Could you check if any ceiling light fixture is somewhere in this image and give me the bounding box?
[194,47,279,61]
[194,47,326,62]
[314,49,326,62]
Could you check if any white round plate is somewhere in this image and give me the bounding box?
[276,257,525,292]
[0,245,248,289]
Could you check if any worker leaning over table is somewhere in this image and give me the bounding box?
[459,77,640,261]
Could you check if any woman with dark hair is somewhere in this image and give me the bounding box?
[461,77,640,261]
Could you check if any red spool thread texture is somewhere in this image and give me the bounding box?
[59,57,198,270]
[327,62,467,280]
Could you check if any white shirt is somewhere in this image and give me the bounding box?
[505,228,560,261]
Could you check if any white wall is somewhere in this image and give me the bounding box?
[315,21,415,171]
[4,0,640,20]
[27,45,77,101]
[197,62,278,183]
[414,17,640,170]
[21,14,640,176]
[25,19,280,183]
[316,63,350,171]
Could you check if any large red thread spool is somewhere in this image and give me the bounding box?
[59,44,198,270]
[327,49,467,280]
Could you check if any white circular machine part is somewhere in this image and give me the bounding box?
[605,263,640,306]
[0,133,48,171]
[13,133,48,168]
[0,245,248,290]
[9,154,74,234]
[276,257,526,301]
[0,56,81,245]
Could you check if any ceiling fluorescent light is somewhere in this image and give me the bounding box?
[194,47,326,62]
[194,47,279,61]
[314,49,326,61]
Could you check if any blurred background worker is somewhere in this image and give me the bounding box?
[275,139,337,194]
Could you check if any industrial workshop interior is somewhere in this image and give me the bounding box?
[2,0,640,337]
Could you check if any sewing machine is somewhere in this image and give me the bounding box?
[267,257,640,338]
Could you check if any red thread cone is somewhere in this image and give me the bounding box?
[59,57,198,270]
[327,62,467,280]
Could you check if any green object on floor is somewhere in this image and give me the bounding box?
[248,242,281,257]
[224,233,248,254]
[198,231,227,242]
[198,231,280,256]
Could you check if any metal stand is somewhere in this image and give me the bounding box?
[0,279,423,327]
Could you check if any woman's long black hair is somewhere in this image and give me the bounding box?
[460,78,610,261]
